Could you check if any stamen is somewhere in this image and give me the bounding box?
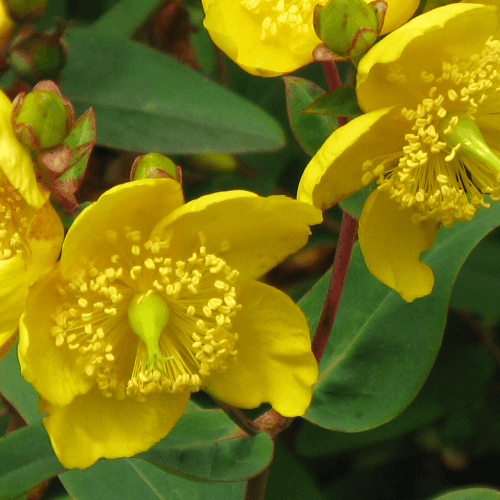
[370,37,500,227]
[241,0,325,41]
[51,227,242,401]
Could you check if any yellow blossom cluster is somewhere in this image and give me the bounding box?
[8,0,500,477]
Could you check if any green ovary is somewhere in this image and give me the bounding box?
[127,292,173,374]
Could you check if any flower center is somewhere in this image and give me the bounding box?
[241,0,324,42]
[0,170,31,260]
[361,36,500,227]
[51,228,240,401]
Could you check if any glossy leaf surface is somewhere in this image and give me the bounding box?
[140,409,274,481]
[91,0,165,38]
[303,86,363,117]
[284,76,337,157]
[61,459,246,500]
[0,423,64,500]
[60,29,285,155]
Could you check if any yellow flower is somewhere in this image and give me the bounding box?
[202,0,419,76]
[18,178,321,469]
[0,90,63,359]
[298,3,500,302]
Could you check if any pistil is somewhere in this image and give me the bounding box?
[127,292,173,374]
[439,113,500,174]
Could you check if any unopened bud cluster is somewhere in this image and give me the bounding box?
[9,24,67,85]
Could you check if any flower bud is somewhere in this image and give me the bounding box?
[5,0,47,21]
[13,89,69,149]
[9,26,67,85]
[314,0,385,60]
[130,152,182,183]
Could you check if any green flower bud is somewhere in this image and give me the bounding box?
[314,0,385,60]
[9,27,67,86]
[13,89,69,150]
[130,152,182,183]
[5,0,47,21]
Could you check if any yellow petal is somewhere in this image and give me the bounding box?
[0,328,17,361]
[151,191,322,280]
[202,280,318,417]
[18,266,94,406]
[0,92,45,208]
[60,178,184,279]
[357,3,496,112]
[358,188,440,302]
[0,255,29,358]
[0,255,28,337]
[25,200,64,286]
[202,0,321,76]
[41,386,190,469]
[377,0,419,35]
[297,106,403,211]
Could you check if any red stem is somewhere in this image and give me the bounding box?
[309,61,359,363]
[311,211,358,362]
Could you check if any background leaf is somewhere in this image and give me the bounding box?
[91,0,165,38]
[60,29,285,155]
[61,458,246,500]
[295,315,495,456]
[0,423,64,500]
[0,347,40,424]
[265,442,326,500]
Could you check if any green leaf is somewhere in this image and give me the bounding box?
[338,182,374,218]
[265,442,326,500]
[302,86,363,117]
[92,0,165,38]
[450,235,500,315]
[0,423,64,500]
[139,408,274,481]
[283,76,337,157]
[299,199,500,431]
[431,488,500,500]
[0,344,40,424]
[64,108,96,150]
[295,322,494,456]
[60,29,285,154]
[58,109,97,190]
[61,458,245,500]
